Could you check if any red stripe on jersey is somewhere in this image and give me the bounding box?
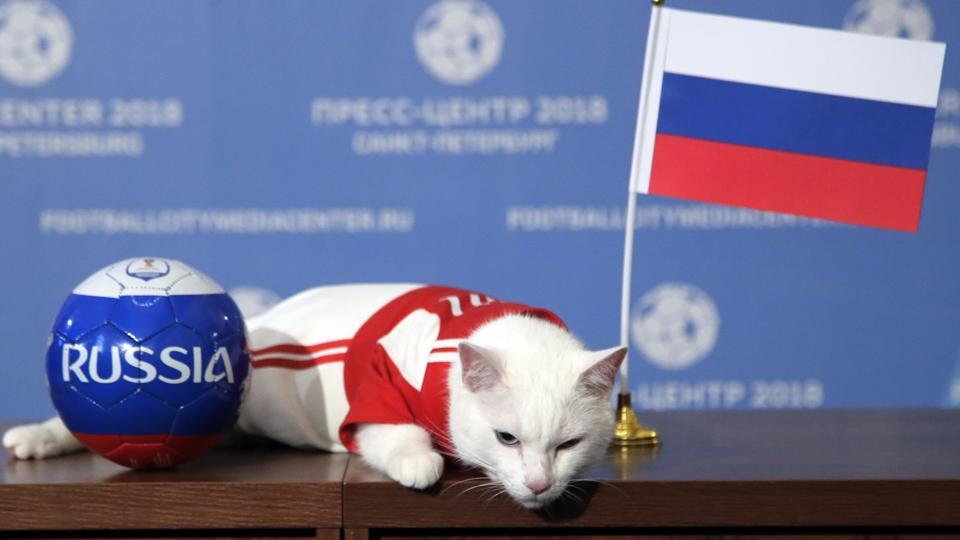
[250,339,352,358]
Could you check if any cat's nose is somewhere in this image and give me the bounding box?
[524,479,551,495]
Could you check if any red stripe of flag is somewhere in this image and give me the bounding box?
[649,134,926,232]
[430,347,458,354]
[251,353,346,370]
[250,339,352,358]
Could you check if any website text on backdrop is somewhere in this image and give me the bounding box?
[616,0,946,445]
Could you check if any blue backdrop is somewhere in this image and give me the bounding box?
[2,0,958,420]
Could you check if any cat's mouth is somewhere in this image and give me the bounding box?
[515,490,559,510]
[517,496,547,509]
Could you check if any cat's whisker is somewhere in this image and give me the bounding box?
[540,498,556,518]
[456,481,499,494]
[576,478,627,497]
[448,449,497,473]
[481,490,500,505]
[457,481,502,497]
[431,445,497,476]
[565,483,589,499]
[561,493,585,510]
[482,487,511,507]
[418,419,499,473]
[432,446,464,462]
[478,485,502,499]
[455,484,497,498]
[463,484,503,507]
[428,431,497,472]
[439,475,489,495]
[564,486,587,506]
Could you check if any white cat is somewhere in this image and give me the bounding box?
[4,284,624,509]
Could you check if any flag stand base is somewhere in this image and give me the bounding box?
[612,393,660,447]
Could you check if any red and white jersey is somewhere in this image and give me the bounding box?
[236,284,564,454]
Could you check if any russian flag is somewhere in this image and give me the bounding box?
[630,8,946,232]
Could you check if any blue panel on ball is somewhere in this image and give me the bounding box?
[52,385,113,435]
[104,389,178,435]
[170,293,244,341]
[110,295,175,342]
[170,385,241,436]
[139,323,216,408]
[214,335,251,397]
[46,333,74,398]
[50,325,140,409]
[52,295,117,341]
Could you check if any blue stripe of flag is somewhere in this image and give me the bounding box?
[657,72,936,170]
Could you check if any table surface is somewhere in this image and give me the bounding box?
[2,410,959,531]
[0,432,349,530]
[343,409,960,529]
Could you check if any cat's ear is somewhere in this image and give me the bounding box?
[577,346,627,397]
[458,342,504,393]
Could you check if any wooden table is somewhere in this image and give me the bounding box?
[2,410,959,539]
[343,409,960,538]
[0,434,349,538]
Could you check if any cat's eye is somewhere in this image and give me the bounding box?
[557,438,582,450]
[495,431,519,446]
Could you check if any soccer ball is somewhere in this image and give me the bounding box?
[631,283,720,371]
[414,0,504,85]
[46,257,250,469]
[0,0,73,87]
[843,0,934,41]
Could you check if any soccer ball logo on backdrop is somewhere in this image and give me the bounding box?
[631,283,720,371]
[414,0,504,85]
[0,0,72,86]
[843,0,934,40]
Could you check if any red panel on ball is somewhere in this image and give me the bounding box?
[72,433,122,455]
[74,433,224,469]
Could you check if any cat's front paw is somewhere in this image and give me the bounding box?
[386,449,444,490]
[3,423,68,460]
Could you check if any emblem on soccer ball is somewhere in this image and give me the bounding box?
[843,0,934,41]
[0,0,72,86]
[125,258,171,281]
[414,0,504,85]
[631,283,720,371]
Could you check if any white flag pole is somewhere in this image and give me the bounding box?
[613,0,664,447]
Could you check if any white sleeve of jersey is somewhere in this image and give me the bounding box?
[378,309,442,392]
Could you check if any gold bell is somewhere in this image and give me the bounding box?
[612,393,660,447]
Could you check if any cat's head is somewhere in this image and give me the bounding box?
[447,315,625,509]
